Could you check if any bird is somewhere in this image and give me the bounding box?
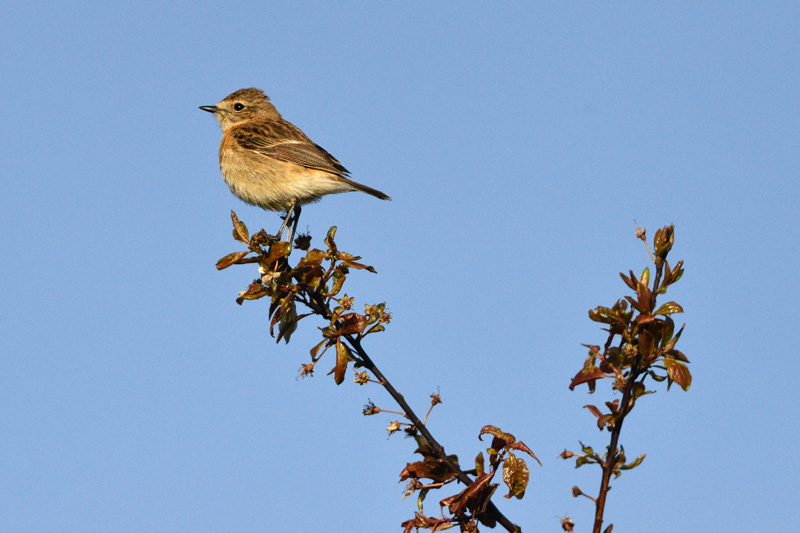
[200,88,390,243]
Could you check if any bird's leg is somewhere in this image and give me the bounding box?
[275,200,296,242]
[275,201,302,244]
[288,204,302,245]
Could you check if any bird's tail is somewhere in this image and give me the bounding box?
[336,176,391,201]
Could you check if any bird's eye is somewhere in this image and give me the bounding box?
[234,103,245,111]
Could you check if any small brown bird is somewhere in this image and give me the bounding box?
[200,88,390,241]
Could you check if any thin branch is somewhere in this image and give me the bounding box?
[228,227,525,532]
[300,285,519,530]
[592,251,668,533]
[591,356,639,533]
[345,334,519,532]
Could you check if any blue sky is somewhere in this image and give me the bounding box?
[2,2,798,531]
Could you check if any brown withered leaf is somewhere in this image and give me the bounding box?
[664,358,692,391]
[619,271,637,290]
[475,452,485,476]
[588,306,617,324]
[636,282,653,314]
[277,300,298,343]
[250,229,271,247]
[624,296,647,315]
[508,441,542,466]
[401,512,456,533]
[584,404,611,430]
[412,438,436,458]
[661,316,675,346]
[269,301,286,337]
[263,241,292,264]
[478,426,515,448]
[216,251,250,270]
[329,272,346,297]
[638,328,655,358]
[661,323,684,353]
[276,311,311,344]
[338,313,367,335]
[230,211,249,243]
[569,365,608,390]
[400,459,457,484]
[667,349,690,362]
[440,472,497,517]
[309,338,329,361]
[502,456,529,499]
[300,249,328,265]
[268,296,281,318]
[662,260,674,286]
[296,264,325,286]
[237,282,269,302]
[601,348,620,371]
[400,461,436,481]
[670,260,684,283]
[342,260,377,273]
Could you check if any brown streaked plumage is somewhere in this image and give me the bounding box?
[200,88,390,240]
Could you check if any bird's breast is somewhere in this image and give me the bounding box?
[218,144,351,212]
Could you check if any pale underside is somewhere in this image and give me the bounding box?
[220,149,353,212]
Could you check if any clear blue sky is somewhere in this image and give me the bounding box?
[2,2,798,531]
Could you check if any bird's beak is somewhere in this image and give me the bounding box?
[199,105,220,114]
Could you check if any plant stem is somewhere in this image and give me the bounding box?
[593,255,666,532]
[302,290,519,531]
[345,335,519,532]
[591,363,637,533]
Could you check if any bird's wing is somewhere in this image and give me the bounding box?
[231,122,350,176]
